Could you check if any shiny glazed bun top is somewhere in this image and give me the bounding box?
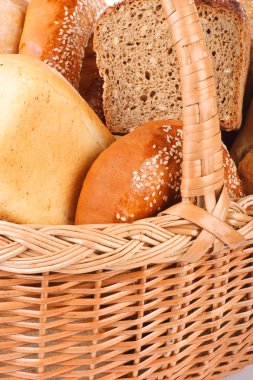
[19,0,106,88]
[75,120,244,225]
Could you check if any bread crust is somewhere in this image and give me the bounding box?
[0,0,28,54]
[238,148,253,194]
[94,0,250,133]
[79,35,105,121]
[0,54,114,225]
[75,120,244,225]
[20,0,106,89]
[97,0,248,19]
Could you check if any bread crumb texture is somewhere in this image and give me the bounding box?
[95,0,250,133]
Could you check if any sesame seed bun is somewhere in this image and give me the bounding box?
[75,120,244,225]
[19,0,106,89]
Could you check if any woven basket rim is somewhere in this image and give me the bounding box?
[0,0,251,273]
[0,195,251,274]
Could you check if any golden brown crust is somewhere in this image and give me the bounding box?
[238,148,253,194]
[231,100,253,164]
[79,35,105,121]
[0,53,114,225]
[0,0,28,54]
[75,120,244,225]
[20,0,106,89]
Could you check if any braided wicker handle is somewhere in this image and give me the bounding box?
[161,0,244,262]
[0,0,246,275]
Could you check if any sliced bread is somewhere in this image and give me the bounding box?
[94,0,251,134]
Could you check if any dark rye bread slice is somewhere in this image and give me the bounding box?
[94,0,251,134]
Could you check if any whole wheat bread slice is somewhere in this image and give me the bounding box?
[94,0,250,134]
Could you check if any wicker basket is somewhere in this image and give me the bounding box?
[1,0,253,379]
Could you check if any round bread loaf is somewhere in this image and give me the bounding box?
[75,120,244,225]
[79,35,105,121]
[238,149,253,194]
[0,54,114,225]
[19,0,106,89]
[0,0,28,54]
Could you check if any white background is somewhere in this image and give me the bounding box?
[103,1,253,379]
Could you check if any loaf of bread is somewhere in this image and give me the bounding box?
[94,0,250,134]
[0,0,28,54]
[75,120,244,225]
[231,98,253,194]
[240,1,253,39]
[240,0,253,101]
[0,54,114,225]
[79,35,105,121]
[19,0,106,89]
[231,100,253,164]
[238,149,253,194]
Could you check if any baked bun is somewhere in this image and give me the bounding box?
[238,148,253,194]
[0,54,114,225]
[75,120,244,225]
[0,0,28,54]
[79,34,105,121]
[231,100,253,165]
[19,0,106,89]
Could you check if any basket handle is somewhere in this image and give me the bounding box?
[161,0,244,262]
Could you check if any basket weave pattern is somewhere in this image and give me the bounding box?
[0,0,253,379]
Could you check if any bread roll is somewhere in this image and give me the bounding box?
[19,0,106,89]
[75,120,244,225]
[0,0,28,54]
[79,35,105,121]
[238,149,253,194]
[231,99,253,195]
[0,54,114,225]
[231,99,253,164]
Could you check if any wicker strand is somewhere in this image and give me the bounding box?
[161,0,245,262]
[0,198,251,274]
[0,1,252,378]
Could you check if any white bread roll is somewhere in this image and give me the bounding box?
[0,0,28,54]
[0,54,114,225]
